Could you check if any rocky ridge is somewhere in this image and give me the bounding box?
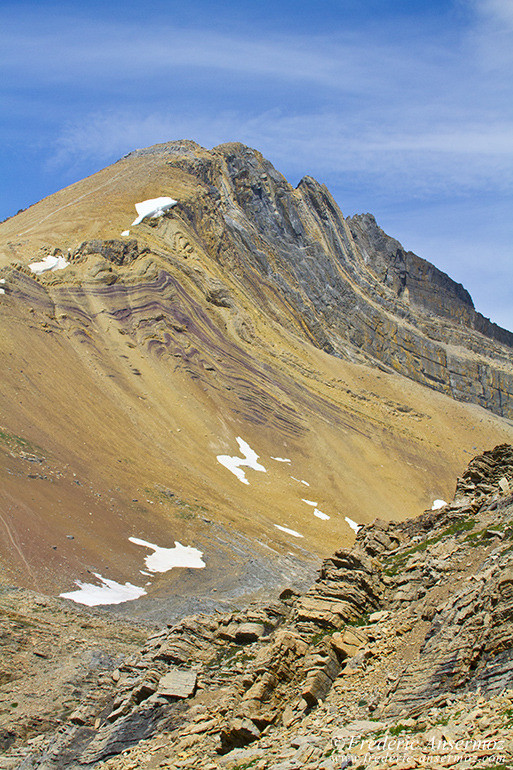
[3,141,513,602]
[1,140,513,419]
[3,444,513,769]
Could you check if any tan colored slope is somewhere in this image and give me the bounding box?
[1,145,512,611]
[0,147,205,266]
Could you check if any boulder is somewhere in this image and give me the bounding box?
[235,623,265,644]
[157,668,197,699]
[219,718,261,753]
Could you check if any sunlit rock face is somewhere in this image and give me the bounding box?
[1,139,513,608]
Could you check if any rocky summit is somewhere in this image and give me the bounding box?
[2,140,513,768]
[1,140,513,614]
[2,445,513,769]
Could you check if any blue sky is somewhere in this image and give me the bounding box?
[1,0,512,328]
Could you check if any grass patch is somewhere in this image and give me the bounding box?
[309,629,333,645]
[503,707,513,727]
[384,519,476,575]
[389,722,423,735]
[230,760,259,770]
[346,613,370,627]
[0,427,43,456]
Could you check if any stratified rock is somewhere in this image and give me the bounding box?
[235,623,266,644]
[157,668,197,698]
[219,717,261,753]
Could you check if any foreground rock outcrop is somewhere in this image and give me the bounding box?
[3,445,513,769]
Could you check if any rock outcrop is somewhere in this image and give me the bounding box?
[4,445,513,769]
[2,140,513,421]
[140,140,513,417]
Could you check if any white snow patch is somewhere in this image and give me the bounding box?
[216,437,266,485]
[302,499,318,507]
[0,289,4,295]
[0,279,5,283]
[274,524,304,538]
[129,537,205,572]
[314,508,330,520]
[291,477,310,486]
[271,457,291,463]
[131,196,177,226]
[431,499,447,510]
[59,573,146,606]
[345,516,362,534]
[121,230,130,237]
[29,255,69,275]
[139,570,152,576]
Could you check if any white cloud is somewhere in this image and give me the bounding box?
[50,108,513,201]
[473,0,513,28]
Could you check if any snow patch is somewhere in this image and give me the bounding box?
[432,499,447,510]
[345,516,362,534]
[60,573,146,606]
[121,230,130,237]
[274,524,304,538]
[314,508,330,520]
[216,437,266,485]
[271,457,291,463]
[291,477,310,486]
[29,255,69,275]
[129,537,205,572]
[302,499,318,507]
[0,289,4,295]
[131,197,177,226]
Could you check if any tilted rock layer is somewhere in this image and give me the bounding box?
[1,140,513,606]
[3,445,513,769]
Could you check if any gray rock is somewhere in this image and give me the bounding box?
[157,668,197,698]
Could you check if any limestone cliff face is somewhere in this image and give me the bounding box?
[124,140,513,417]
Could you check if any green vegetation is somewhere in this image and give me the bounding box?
[230,759,259,770]
[0,426,43,456]
[309,628,333,645]
[383,519,476,576]
[346,613,370,627]
[503,707,513,727]
[389,722,422,735]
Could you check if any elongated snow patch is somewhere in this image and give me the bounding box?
[131,196,177,226]
[274,524,304,538]
[60,573,146,606]
[432,499,447,510]
[129,537,205,572]
[345,516,361,534]
[271,457,291,463]
[216,437,266,485]
[29,255,69,275]
[302,499,317,507]
[314,508,330,520]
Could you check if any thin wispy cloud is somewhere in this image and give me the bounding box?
[50,108,513,200]
[1,0,512,326]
